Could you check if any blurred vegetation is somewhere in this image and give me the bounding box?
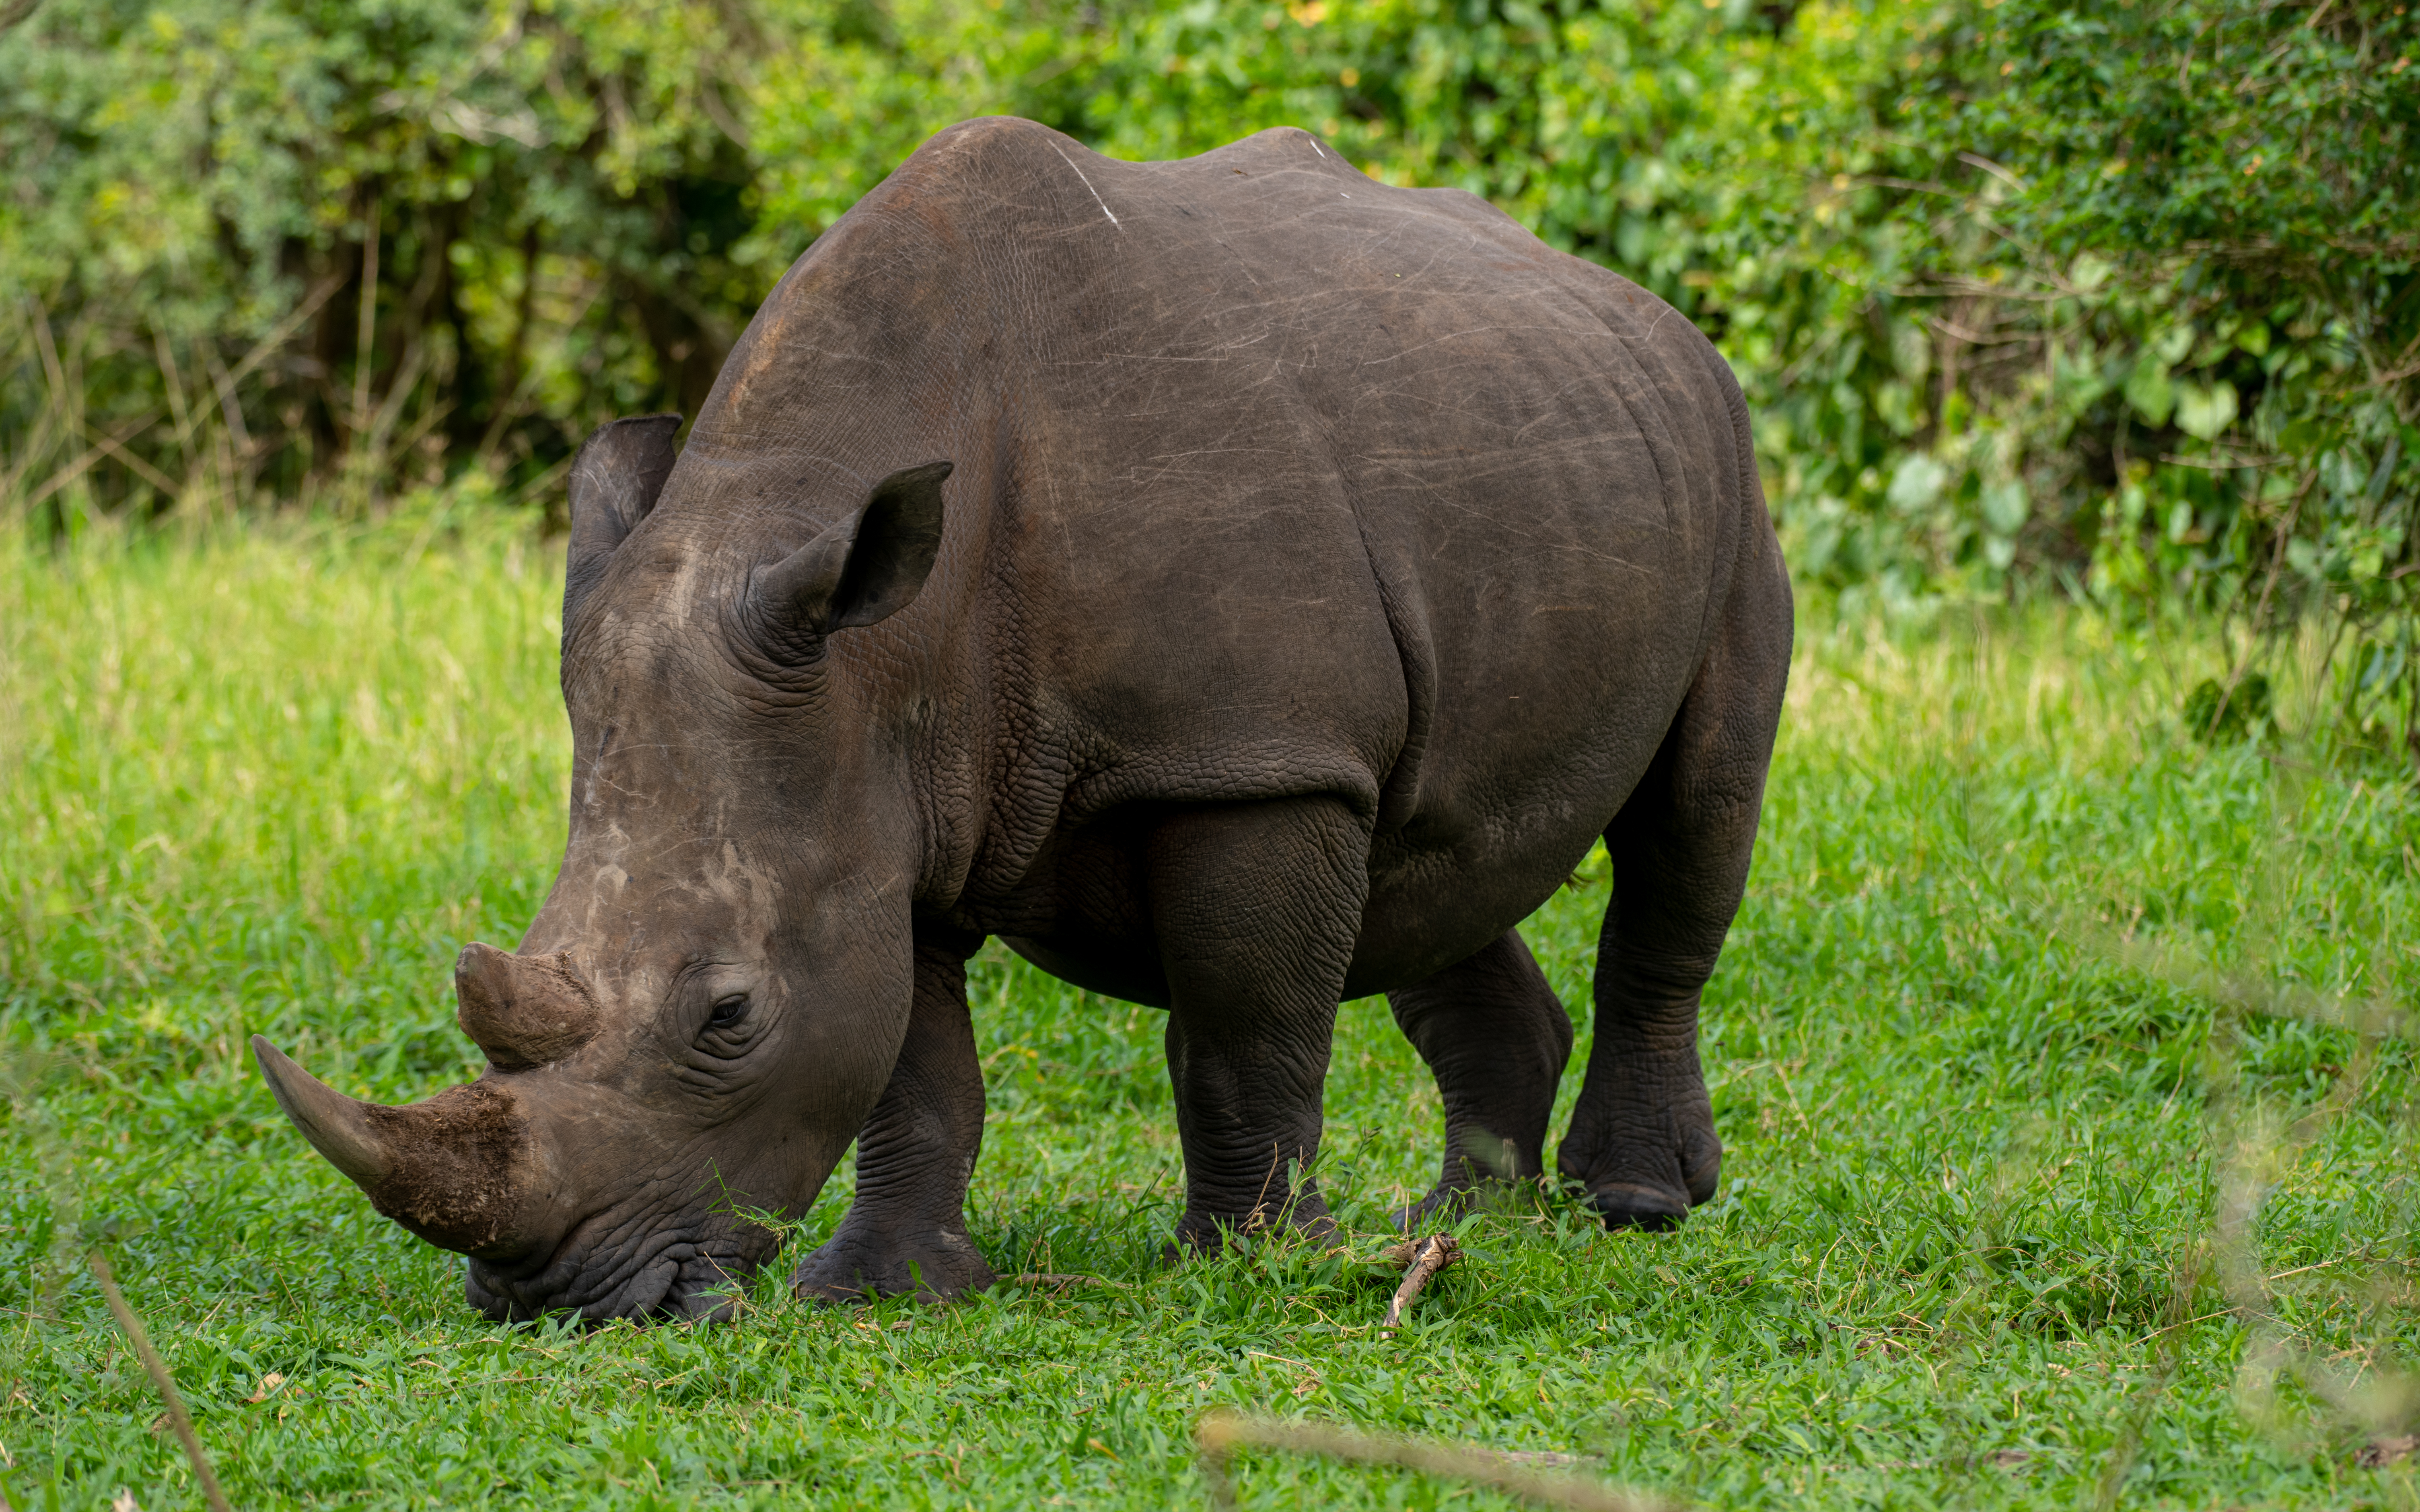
[3,0,2415,745]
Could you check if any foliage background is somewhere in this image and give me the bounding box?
[3,0,2416,742]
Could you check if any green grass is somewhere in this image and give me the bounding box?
[4,518,2417,1510]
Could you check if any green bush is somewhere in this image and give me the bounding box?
[1,0,786,511]
[3,0,2413,738]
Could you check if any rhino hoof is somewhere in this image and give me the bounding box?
[1583,1182,1691,1232]
[790,1228,996,1305]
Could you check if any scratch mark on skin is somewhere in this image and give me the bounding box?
[1511,376,1604,442]
[1358,325,1509,367]
[1052,146,1120,228]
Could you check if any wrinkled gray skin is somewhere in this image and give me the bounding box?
[254,118,1790,1322]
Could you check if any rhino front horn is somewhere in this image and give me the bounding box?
[251,1036,535,1255]
[252,1035,395,1187]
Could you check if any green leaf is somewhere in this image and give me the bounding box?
[1981,478,2030,536]
[2124,362,2177,428]
[2174,381,2238,442]
[1886,453,1949,513]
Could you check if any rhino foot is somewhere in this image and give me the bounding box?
[1557,1118,1721,1232]
[1556,1048,1722,1233]
[791,1222,997,1304]
[1575,1181,1692,1232]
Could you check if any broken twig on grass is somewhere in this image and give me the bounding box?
[1380,1233,1461,1329]
[1195,1410,1686,1512]
[87,1251,233,1512]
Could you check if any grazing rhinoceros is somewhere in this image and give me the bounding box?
[253,117,1789,1322]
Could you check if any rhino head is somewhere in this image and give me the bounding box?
[254,413,955,1321]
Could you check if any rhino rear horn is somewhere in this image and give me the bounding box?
[455,943,601,1071]
[252,1036,535,1256]
[563,412,683,633]
[744,460,953,664]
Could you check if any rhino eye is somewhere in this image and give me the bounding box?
[708,993,749,1027]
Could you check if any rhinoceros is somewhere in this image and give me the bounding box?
[253,118,1790,1321]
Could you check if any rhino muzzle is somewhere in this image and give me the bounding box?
[251,1036,537,1256]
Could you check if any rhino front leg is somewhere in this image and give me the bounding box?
[793,928,998,1302]
[1150,795,1369,1253]
[1388,929,1574,1229]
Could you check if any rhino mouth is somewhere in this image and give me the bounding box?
[467,1209,769,1323]
[253,1031,787,1325]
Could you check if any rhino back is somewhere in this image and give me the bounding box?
[676,118,1765,967]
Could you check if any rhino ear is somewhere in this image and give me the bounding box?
[745,460,952,664]
[563,413,682,631]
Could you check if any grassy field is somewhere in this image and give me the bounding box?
[3,518,2417,1510]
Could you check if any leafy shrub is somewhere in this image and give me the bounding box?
[1,0,784,512]
[2183,673,2270,744]
[3,0,2412,737]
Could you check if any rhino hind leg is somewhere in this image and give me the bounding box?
[1386,930,1574,1230]
[1150,794,1371,1254]
[793,931,999,1304]
[1556,556,1790,1231]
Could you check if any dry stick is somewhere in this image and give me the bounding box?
[366,336,426,452]
[351,195,380,441]
[474,224,543,468]
[31,303,77,487]
[80,417,179,495]
[86,1251,234,1512]
[0,301,64,500]
[181,271,349,453]
[150,324,193,468]
[0,402,58,505]
[1196,1410,1686,1512]
[21,410,163,511]
[1,394,54,497]
[199,347,257,505]
[1380,1234,1460,1329]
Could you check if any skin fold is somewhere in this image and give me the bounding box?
[255,117,1791,1321]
